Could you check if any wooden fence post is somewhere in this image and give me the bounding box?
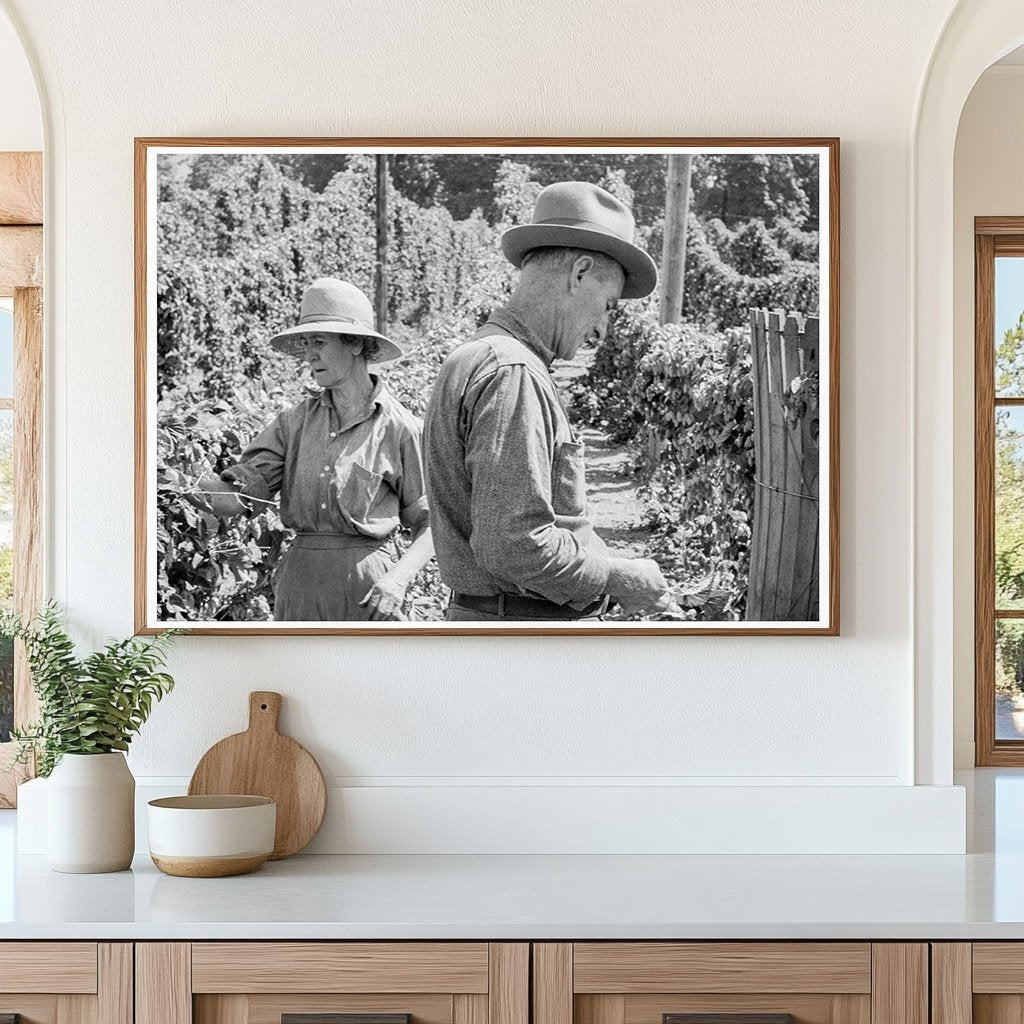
[747,308,820,621]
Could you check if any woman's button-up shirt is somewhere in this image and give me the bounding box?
[221,378,428,540]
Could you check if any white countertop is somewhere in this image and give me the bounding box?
[0,847,1020,940]
[0,769,1020,941]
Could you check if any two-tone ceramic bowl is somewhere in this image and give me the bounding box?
[147,795,276,877]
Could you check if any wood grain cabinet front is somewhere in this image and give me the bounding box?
[0,943,132,1024]
[533,944,929,1024]
[135,944,529,1024]
[932,943,1024,1024]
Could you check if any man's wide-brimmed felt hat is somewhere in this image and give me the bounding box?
[500,181,658,299]
[270,278,405,363]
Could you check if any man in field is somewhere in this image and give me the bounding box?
[423,180,682,621]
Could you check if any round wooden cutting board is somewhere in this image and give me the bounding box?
[188,691,327,859]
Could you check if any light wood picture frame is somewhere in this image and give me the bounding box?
[135,137,839,636]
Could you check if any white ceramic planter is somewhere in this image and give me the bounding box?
[46,752,135,873]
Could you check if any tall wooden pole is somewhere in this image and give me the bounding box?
[374,155,388,335]
[659,154,693,325]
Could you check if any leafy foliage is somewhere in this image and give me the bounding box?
[1,604,177,777]
[569,301,659,444]
[995,314,1024,691]
[383,152,818,236]
[157,155,498,400]
[997,310,1024,397]
[681,216,818,328]
[690,153,815,228]
[158,386,293,621]
[0,548,12,604]
[635,319,755,590]
[573,306,755,618]
[996,408,1024,611]
[771,218,820,262]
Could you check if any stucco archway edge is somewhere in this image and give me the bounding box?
[914,0,1024,785]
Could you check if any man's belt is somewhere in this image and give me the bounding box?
[452,591,609,620]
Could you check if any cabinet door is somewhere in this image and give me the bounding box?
[137,943,528,1024]
[0,943,131,1024]
[940,942,1024,1024]
[534,944,928,1024]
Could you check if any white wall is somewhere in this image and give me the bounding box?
[953,66,1024,768]
[0,8,39,152]
[1,0,973,852]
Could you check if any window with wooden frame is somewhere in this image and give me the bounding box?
[975,217,1024,764]
[0,151,43,806]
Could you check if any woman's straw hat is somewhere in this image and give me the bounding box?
[500,181,658,299]
[270,278,405,363]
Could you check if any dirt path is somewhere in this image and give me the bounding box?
[577,426,653,557]
[553,348,652,558]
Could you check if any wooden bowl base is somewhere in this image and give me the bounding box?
[151,853,268,877]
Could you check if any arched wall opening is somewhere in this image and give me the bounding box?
[952,45,1024,768]
[914,1,1024,784]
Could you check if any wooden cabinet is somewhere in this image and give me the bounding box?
[135,944,528,1024]
[932,943,1024,1024]
[0,943,132,1024]
[0,938,960,1024]
[532,944,929,1024]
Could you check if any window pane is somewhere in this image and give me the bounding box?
[996,407,1024,609]
[998,620,1024,739]
[0,409,12,743]
[996,256,1024,397]
[0,305,12,400]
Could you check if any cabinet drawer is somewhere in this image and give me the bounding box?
[572,943,872,994]
[191,943,490,993]
[973,943,1024,992]
[534,943,926,1024]
[0,942,98,993]
[139,943,528,1024]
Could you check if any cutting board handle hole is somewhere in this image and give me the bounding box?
[260,703,268,710]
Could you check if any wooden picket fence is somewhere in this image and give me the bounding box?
[746,309,820,622]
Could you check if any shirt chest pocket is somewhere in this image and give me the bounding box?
[336,460,384,522]
[551,440,587,517]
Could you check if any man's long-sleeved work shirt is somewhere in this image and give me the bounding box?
[423,307,611,609]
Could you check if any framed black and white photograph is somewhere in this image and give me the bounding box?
[135,137,838,635]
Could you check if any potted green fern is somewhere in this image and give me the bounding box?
[2,603,177,873]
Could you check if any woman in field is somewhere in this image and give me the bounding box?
[195,278,433,622]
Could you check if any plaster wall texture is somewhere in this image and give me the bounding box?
[0,0,987,851]
[0,11,38,152]
[953,67,1024,769]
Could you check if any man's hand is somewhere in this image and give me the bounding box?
[359,572,411,621]
[608,557,682,616]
